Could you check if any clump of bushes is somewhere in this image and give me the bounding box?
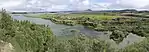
[110,30,128,43]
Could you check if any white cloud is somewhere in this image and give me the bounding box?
[0,0,149,11]
[122,0,149,8]
[5,0,91,11]
[82,0,89,5]
[50,5,68,11]
[0,0,23,8]
[92,0,149,10]
[110,0,149,9]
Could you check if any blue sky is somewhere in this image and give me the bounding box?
[0,0,149,11]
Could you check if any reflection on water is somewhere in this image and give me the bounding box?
[118,33,145,48]
[12,14,105,36]
[11,14,145,48]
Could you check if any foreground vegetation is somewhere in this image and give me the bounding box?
[0,9,114,52]
[2,9,149,52]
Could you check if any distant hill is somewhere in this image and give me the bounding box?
[10,9,149,14]
[120,9,137,13]
[85,9,92,11]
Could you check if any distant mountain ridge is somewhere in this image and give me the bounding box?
[10,9,149,14]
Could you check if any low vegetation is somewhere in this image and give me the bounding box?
[26,12,149,43]
[2,9,149,52]
[0,9,115,52]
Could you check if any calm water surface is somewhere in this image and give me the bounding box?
[11,14,145,49]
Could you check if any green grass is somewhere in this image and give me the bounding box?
[24,14,52,18]
[25,13,121,20]
[9,38,24,52]
[62,14,120,20]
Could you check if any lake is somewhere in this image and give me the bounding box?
[11,14,145,49]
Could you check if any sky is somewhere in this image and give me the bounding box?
[0,0,149,11]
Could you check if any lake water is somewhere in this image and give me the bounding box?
[11,14,145,49]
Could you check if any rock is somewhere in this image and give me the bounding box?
[0,40,14,52]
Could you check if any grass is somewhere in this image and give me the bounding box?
[9,38,24,52]
[25,13,121,20]
[24,14,52,18]
[61,14,120,20]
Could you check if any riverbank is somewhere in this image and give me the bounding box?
[0,11,129,52]
[25,13,149,43]
[9,12,149,51]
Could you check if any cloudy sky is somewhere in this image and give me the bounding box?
[0,0,149,11]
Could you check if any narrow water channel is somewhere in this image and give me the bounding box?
[11,14,145,49]
[12,14,105,36]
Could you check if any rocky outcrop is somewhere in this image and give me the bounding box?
[0,40,14,52]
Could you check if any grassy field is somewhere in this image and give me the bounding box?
[59,14,119,20]
[25,13,121,20]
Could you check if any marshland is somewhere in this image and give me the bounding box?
[0,0,149,52]
[0,9,148,52]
